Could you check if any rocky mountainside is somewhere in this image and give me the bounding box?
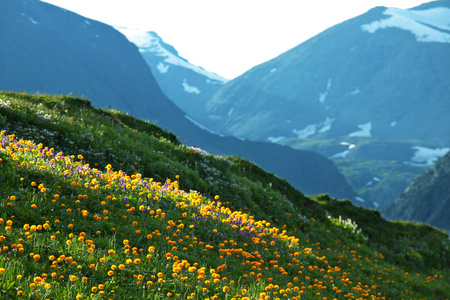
[382,150,450,231]
[115,28,228,120]
[0,0,359,201]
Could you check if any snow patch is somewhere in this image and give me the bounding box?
[268,136,286,143]
[373,176,380,182]
[115,27,228,83]
[270,68,277,73]
[341,142,356,149]
[390,121,397,127]
[331,150,350,159]
[293,125,316,139]
[350,87,360,95]
[184,115,224,137]
[182,79,200,94]
[331,142,355,158]
[373,202,379,208]
[361,7,450,43]
[407,146,450,166]
[227,108,234,117]
[349,123,372,137]
[157,62,169,74]
[84,20,91,25]
[318,117,334,133]
[29,17,39,25]
[292,117,335,139]
[355,196,366,203]
[319,78,332,103]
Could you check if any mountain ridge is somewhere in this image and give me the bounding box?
[115,27,228,121]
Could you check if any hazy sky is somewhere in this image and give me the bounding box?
[41,0,432,79]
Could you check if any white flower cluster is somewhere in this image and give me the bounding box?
[0,99,12,108]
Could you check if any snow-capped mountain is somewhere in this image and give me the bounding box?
[115,28,228,119]
[202,0,450,145]
[188,0,450,209]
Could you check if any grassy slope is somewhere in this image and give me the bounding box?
[0,91,449,299]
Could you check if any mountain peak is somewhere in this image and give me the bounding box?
[115,26,228,83]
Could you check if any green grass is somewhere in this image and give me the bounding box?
[1,91,449,299]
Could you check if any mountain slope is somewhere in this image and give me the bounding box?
[202,1,450,144]
[0,0,358,201]
[382,150,450,231]
[115,28,228,119]
[1,91,449,299]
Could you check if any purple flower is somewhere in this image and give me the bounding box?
[124,196,128,204]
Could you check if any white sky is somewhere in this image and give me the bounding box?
[40,0,432,79]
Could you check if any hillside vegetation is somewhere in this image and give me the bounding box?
[0,91,449,299]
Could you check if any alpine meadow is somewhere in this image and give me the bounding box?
[0,92,449,299]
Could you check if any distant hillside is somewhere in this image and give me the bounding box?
[1,91,449,299]
[0,0,359,201]
[382,151,450,231]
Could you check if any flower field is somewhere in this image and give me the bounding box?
[0,91,449,299]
